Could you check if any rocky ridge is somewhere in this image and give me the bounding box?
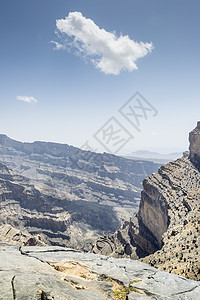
[93,123,200,281]
[189,121,200,168]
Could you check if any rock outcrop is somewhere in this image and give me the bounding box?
[0,135,161,250]
[93,122,200,281]
[0,243,200,299]
[189,121,200,169]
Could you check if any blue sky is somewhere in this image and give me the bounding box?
[1,0,200,154]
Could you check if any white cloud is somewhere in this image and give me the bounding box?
[17,96,38,104]
[51,40,66,50]
[54,12,154,75]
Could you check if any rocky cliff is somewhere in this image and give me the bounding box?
[93,122,200,281]
[189,121,200,169]
[0,135,161,250]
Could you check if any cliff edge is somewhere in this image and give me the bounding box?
[93,122,200,281]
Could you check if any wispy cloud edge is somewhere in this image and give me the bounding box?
[16,96,38,104]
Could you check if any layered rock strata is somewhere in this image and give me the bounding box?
[93,122,200,281]
[0,135,161,250]
[189,121,200,169]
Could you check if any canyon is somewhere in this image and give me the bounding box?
[0,123,199,300]
[0,134,160,250]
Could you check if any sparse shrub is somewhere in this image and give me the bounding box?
[112,284,141,300]
[104,277,112,282]
[129,280,142,284]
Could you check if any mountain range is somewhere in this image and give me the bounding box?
[125,150,183,164]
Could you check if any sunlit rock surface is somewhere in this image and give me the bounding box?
[0,243,199,299]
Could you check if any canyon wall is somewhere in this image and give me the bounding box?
[93,122,200,280]
[0,135,161,250]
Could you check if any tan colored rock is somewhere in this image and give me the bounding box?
[0,224,47,246]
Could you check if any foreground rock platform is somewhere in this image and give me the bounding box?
[0,244,199,299]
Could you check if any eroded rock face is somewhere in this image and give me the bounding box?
[189,121,200,168]
[0,135,161,250]
[0,162,123,250]
[139,179,169,248]
[93,123,200,281]
[140,157,200,280]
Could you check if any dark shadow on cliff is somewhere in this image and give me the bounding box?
[189,154,200,172]
[60,199,121,232]
[126,218,160,259]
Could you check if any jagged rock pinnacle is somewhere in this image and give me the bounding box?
[189,121,200,168]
